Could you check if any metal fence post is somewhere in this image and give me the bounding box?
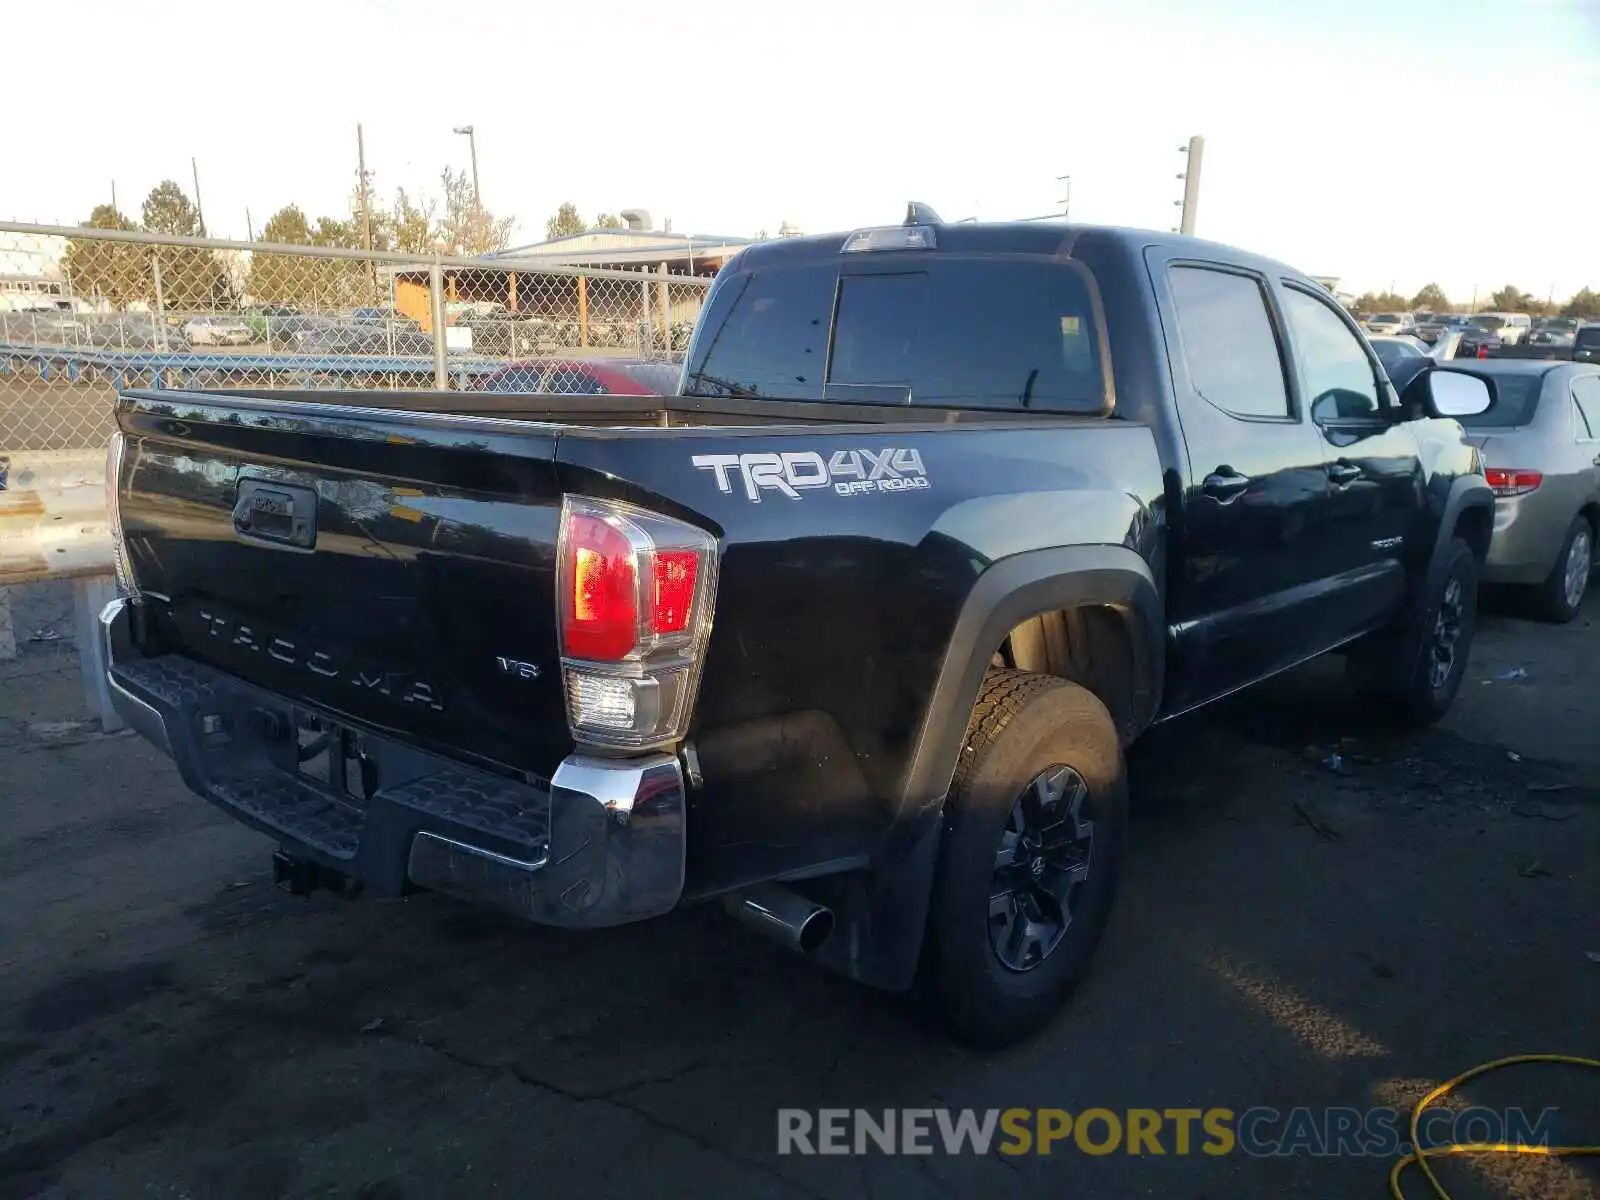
[657,263,670,351]
[429,257,448,389]
[150,250,167,348]
[639,270,652,354]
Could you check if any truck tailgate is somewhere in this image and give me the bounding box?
[115,392,572,776]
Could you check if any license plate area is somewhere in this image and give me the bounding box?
[294,710,377,804]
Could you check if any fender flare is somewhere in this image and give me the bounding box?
[902,543,1164,806]
[1428,475,1494,577]
[813,544,1163,992]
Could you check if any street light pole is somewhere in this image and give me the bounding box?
[453,125,480,207]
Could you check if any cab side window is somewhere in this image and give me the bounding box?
[1167,266,1291,419]
[1280,287,1382,421]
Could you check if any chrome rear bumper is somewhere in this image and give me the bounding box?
[100,598,685,927]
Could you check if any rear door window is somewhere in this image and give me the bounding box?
[1166,266,1292,419]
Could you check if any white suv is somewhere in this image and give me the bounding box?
[1476,312,1531,344]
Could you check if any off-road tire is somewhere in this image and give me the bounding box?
[1349,537,1478,727]
[923,669,1127,1048]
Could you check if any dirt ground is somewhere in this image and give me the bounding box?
[1,584,1595,1200]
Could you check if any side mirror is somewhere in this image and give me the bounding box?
[1421,369,1493,418]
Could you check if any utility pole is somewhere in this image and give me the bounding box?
[191,157,206,234]
[1057,175,1072,220]
[357,123,374,252]
[357,123,377,301]
[453,125,480,208]
[246,207,254,241]
[111,180,118,215]
[1175,136,1204,235]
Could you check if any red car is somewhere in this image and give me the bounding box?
[471,357,681,395]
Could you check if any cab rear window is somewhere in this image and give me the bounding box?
[684,259,1106,413]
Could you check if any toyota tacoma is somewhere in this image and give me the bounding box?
[101,208,1497,1045]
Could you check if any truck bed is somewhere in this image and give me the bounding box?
[111,384,1162,898]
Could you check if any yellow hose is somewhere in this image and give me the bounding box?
[1389,1053,1600,1198]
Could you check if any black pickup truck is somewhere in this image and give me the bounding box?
[101,209,1498,1045]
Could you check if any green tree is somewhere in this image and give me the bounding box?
[140,181,227,310]
[247,204,314,307]
[595,212,624,229]
[1487,284,1536,313]
[247,205,368,309]
[387,187,438,255]
[437,167,514,256]
[1560,287,1600,319]
[141,180,201,236]
[1410,283,1450,313]
[1354,291,1409,314]
[62,203,150,307]
[262,204,313,245]
[546,201,585,240]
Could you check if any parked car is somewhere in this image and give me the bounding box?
[1448,360,1600,621]
[264,313,337,349]
[471,356,683,395]
[1468,312,1531,345]
[101,211,1496,1046]
[352,307,420,330]
[183,316,253,346]
[1364,312,1412,336]
[90,314,179,351]
[1367,335,1431,386]
[1526,328,1575,348]
[243,305,301,344]
[293,324,434,356]
[1574,325,1600,364]
[1412,314,1471,345]
[0,308,91,345]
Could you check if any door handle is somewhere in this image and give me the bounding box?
[1202,468,1252,499]
[1327,461,1363,485]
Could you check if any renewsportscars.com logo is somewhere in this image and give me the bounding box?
[692,448,929,501]
[775,1105,1560,1158]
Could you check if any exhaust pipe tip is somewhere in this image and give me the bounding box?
[727,883,835,956]
[794,906,835,955]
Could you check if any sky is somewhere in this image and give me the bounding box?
[6,0,1598,303]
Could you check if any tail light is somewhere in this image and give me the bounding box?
[1476,345,1489,359]
[557,495,718,750]
[1484,467,1542,498]
[105,432,139,597]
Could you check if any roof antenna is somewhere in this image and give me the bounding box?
[905,201,943,226]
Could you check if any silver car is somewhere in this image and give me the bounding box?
[1454,361,1600,621]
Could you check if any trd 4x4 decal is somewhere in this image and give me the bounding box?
[692,449,929,501]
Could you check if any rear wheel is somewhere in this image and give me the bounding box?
[923,670,1127,1048]
[1528,517,1593,624]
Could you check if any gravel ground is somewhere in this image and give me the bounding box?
[0,583,1596,1200]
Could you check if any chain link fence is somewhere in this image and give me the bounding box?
[1,222,712,451]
